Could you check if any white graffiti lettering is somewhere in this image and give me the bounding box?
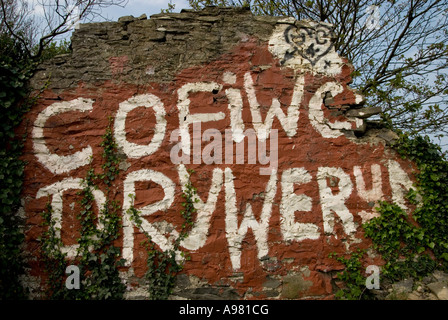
[31,71,414,270]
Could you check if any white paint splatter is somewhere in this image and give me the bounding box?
[177,164,224,251]
[177,82,224,155]
[243,72,303,141]
[353,164,383,203]
[122,169,176,266]
[114,94,167,158]
[32,98,94,174]
[358,210,381,224]
[388,160,414,210]
[308,82,353,138]
[36,177,106,257]
[225,87,245,143]
[280,168,320,242]
[222,71,236,84]
[224,167,277,270]
[317,167,356,235]
[268,22,344,76]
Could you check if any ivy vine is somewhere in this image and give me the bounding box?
[332,131,448,299]
[0,28,72,298]
[0,33,38,299]
[363,133,448,280]
[39,201,70,298]
[392,133,448,263]
[329,250,375,300]
[39,119,126,299]
[126,169,196,300]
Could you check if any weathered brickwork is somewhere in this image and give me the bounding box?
[20,6,416,299]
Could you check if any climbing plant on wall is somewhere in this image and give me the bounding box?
[363,133,448,278]
[0,32,36,299]
[331,132,448,299]
[39,119,126,299]
[127,169,196,300]
[0,12,74,297]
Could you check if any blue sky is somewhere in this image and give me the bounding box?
[91,0,190,21]
[27,0,192,41]
[27,0,191,35]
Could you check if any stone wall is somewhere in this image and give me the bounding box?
[20,6,417,299]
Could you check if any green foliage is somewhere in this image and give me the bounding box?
[99,119,121,188]
[0,31,36,300]
[161,0,176,13]
[39,202,73,299]
[364,202,425,263]
[332,132,448,299]
[127,198,180,300]
[75,119,126,299]
[393,133,448,261]
[329,250,374,300]
[126,169,196,300]
[365,132,448,277]
[363,201,437,280]
[39,120,126,299]
[0,22,74,298]
[178,169,197,244]
[36,39,71,62]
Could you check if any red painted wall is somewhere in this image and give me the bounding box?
[20,23,416,300]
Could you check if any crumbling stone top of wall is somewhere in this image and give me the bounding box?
[30,5,387,140]
[31,6,286,89]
